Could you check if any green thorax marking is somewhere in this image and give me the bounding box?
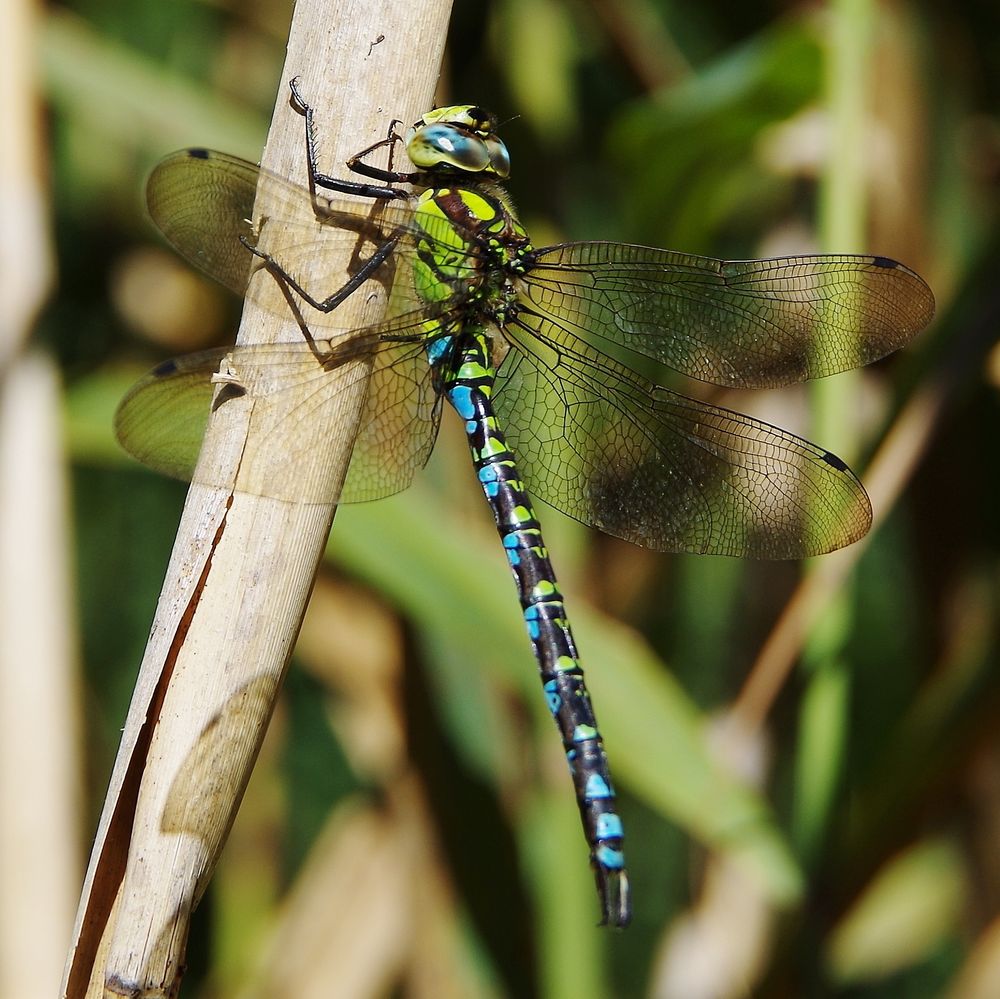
[410,181,533,328]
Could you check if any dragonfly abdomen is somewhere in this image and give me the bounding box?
[440,326,631,927]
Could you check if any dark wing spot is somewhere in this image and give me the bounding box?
[821,450,849,472]
[152,359,181,377]
[871,255,896,269]
[188,148,210,160]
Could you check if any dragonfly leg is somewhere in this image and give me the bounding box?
[381,118,405,174]
[344,127,409,184]
[239,230,401,314]
[240,268,378,369]
[289,77,414,203]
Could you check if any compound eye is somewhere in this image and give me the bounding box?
[483,136,510,178]
[407,123,491,172]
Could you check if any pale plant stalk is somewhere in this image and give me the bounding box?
[0,0,78,997]
[61,2,454,996]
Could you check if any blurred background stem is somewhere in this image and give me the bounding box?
[793,0,874,862]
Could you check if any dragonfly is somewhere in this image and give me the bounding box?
[117,80,935,928]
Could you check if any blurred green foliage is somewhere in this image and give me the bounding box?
[47,0,1000,996]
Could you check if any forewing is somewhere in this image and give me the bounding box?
[146,149,472,333]
[146,150,262,296]
[521,244,935,388]
[494,307,872,558]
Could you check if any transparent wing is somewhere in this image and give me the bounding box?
[146,150,263,298]
[115,350,227,483]
[521,243,935,388]
[146,149,476,333]
[494,307,871,558]
[343,338,441,503]
[115,337,440,504]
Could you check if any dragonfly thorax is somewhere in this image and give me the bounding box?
[405,105,510,179]
[410,182,531,329]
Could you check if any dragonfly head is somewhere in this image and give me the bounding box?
[405,105,510,179]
